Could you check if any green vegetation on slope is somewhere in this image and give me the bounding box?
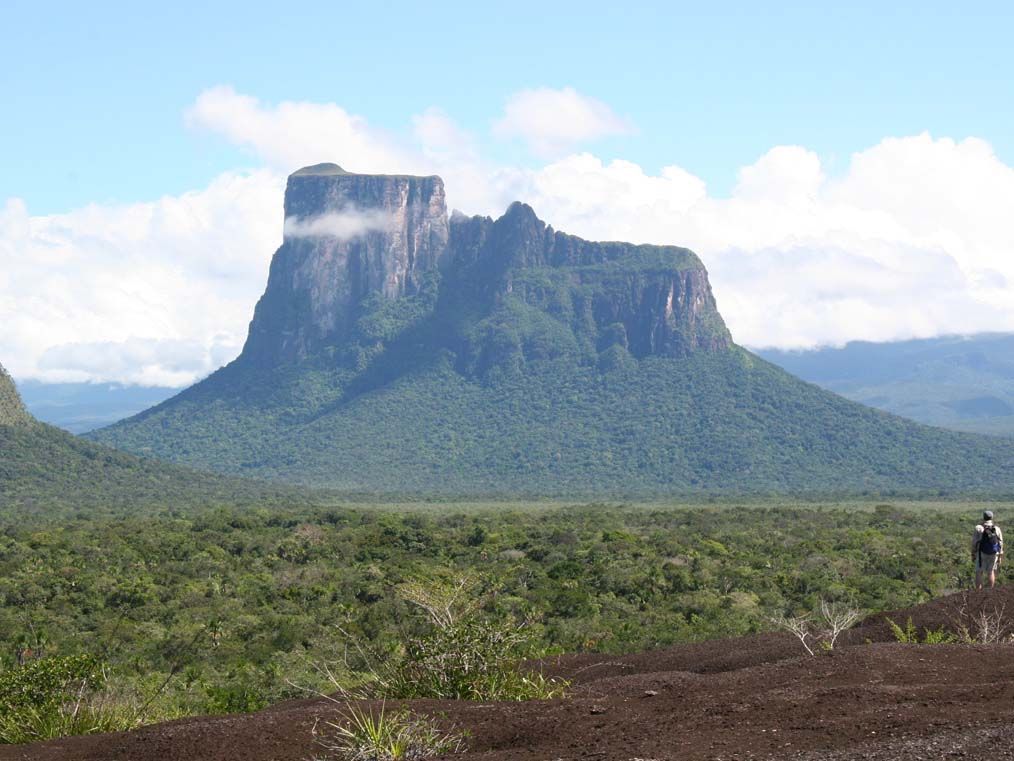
[0,364,30,427]
[2,352,313,515]
[0,501,993,722]
[93,347,1014,496]
[0,420,314,516]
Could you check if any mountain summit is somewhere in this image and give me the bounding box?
[93,166,1014,495]
[243,165,450,365]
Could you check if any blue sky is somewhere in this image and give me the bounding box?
[2,1,1014,384]
[4,1,1011,213]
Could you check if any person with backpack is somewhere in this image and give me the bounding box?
[972,510,1004,590]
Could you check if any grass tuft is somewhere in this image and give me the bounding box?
[313,702,464,761]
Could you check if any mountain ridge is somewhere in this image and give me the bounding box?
[758,333,1014,436]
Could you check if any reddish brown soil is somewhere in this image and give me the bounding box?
[5,587,1014,761]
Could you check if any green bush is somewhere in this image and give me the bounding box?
[388,616,565,701]
[886,616,919,644]
[0,655,135,744]
[886,616,957,645]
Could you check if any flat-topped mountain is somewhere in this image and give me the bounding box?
[91,165,1014,495]
[241,163,727,369]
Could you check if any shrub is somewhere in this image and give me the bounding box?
[922,627,957,645]
[886,616,956,644]
[770,599,862,656]
[944,593,1014,644]
[305,578,568,703]
[0,655,136,744]
[886,616,919,644]
[382,577,566,701]
[388,616,566,701]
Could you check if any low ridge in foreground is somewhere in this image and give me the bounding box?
[92,164,1014,495]
[0,361,307,513]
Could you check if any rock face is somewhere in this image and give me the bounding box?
[238,165,730,370]
[0,363,31,427]
[448,202,731,361]
[242,164,449,366]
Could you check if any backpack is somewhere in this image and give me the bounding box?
[980,524,1001,555]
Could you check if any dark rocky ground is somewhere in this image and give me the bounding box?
[5,588,1014,761]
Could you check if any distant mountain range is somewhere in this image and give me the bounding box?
[758,334,1014,436]
[88,164,1014,496]
[16,380,181,434]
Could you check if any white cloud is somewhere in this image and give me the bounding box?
[38,337,238,387]
[492,87,635,157]
[412,107,478,165]
[734,145,824,202]
[283,210,394,240]
[5,84,1014,385]
[0,171,283,384]
[185,86,417,175]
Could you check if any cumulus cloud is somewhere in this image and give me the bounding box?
[492,87,635,157]
[5,84,1014,385]
[734,145,824,202]
[185,86,417,174]
[0,171,283,384]
[283,210,394,240]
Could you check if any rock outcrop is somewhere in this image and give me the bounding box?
[242,164,449,366]
[0,362,31,427]
[448,202,731,361]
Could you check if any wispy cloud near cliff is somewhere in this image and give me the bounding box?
[283,210,394,240]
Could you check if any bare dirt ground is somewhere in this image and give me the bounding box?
[5,587,1014,761]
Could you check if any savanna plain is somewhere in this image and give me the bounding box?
[3,497,1012,760]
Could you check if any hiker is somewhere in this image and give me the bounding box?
[972,510,1004,590]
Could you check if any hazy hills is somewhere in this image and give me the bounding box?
[16,380,181,434]
[90,164,1014,496]
[759,334,1014,436]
